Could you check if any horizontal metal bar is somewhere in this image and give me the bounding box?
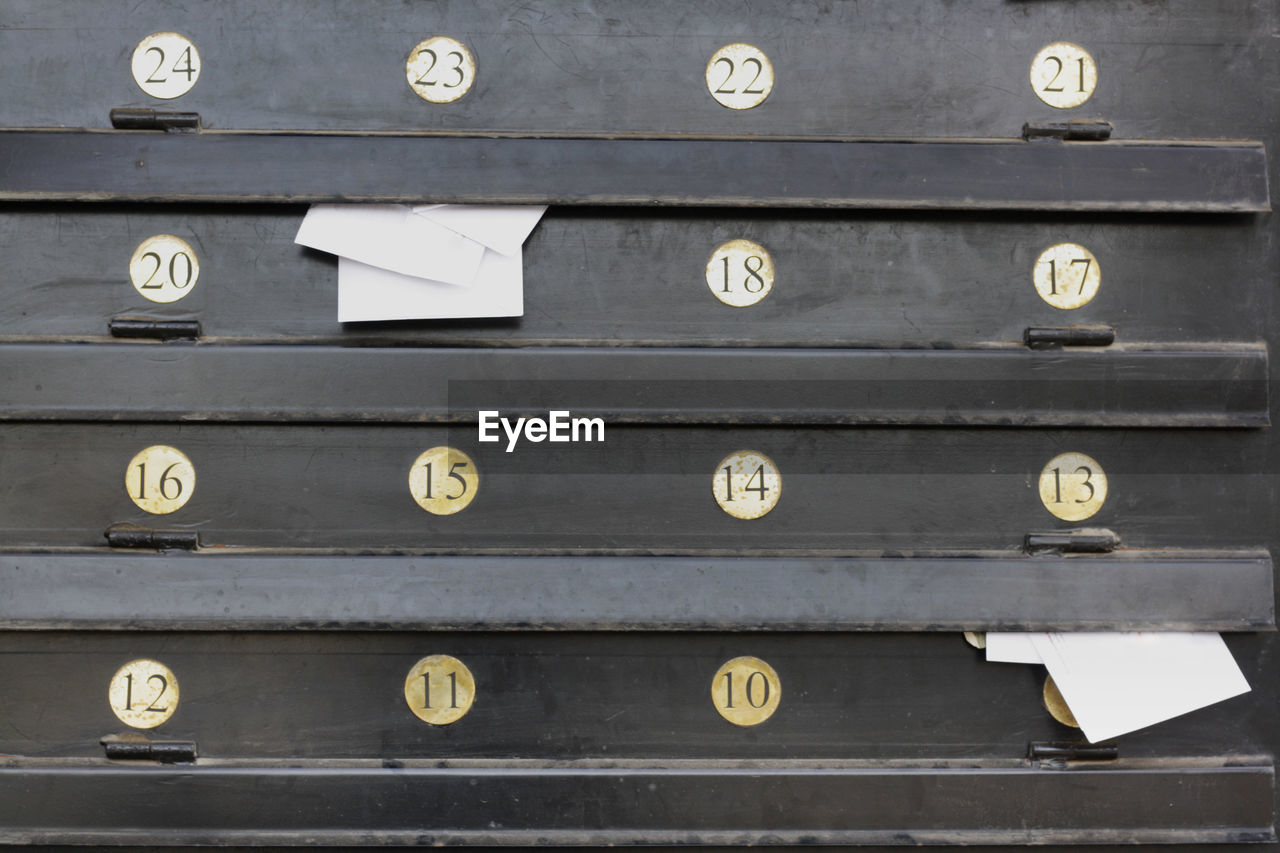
[0,131,1268,210]
[0,551,1269,631]
[0,344,1268,426]
[0,759,1270,845]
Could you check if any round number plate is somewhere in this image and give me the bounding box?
[131,32,201,99]
[712,656,781,726]
[403,655,477,725]
[108,659,180,729]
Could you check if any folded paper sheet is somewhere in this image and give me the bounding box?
[984,632,1043,664]
[338,253,522,322]
[296,203,545,321]
[1029,632,1249,743]
[296,204,486,285]
[412,204,548,256]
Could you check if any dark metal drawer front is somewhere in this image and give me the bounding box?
[0,132,1268,212]
[0,551,1270,632]
[0,207,1271,346]
[1,0,1275,142]
[0,424,1270,552]
[0,760,1270,845]
[0,344,1268,427]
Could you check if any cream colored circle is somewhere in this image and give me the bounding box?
[705,43,774,110]
[1032,243,1100,310]
[713,450,781,519]
[1038,451,1107,521]
[403,655,476,725]
[1030,42,1097,109]
[131,32,201,99]
[406,37,476,103]
[963,631,987,650]
[409,447,479,514]
[108,659,180,729]
[706,239,775,307]
[129,235,200,304]
[126,445,196,515]
[1043,675,1080,728]
[712,656,781,726]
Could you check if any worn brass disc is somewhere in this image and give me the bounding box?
[1038,451,1107,521]
[406,36,476,103]
[129,234,200,303]
[408,446,479,515]
[403,655,476,725]
[1032,242,1100,310]
[705,43,774,110]
[713,450,781,519]
[131,32,201,99]
[712,656,781,726]
[1030,42,1097,109]
[1043,675,1080,729]
[706,239,775,307]
[108,659,180,729]
[125,445,196,515]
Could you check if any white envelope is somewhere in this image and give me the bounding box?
[297,204,485,286]
[338,251,522,322]
[985,632,1043,664]
[410,204,547,256]
[1030,632,1250,743]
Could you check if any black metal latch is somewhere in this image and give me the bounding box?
[109,317,201,341]
[1025,528,1119,555]
[1024,325,1116,349]
[110,108,202,133]
[1022,119,1113,142]
[1029,742,1119,765]
[105,523,199,551]
[102,734,197,764]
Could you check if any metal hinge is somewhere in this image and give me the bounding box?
[1025,528,1119,555]
[105,523,200,551]
[1029,742,1118,765]
[1022,119,1113,142]
[110,108,202,133]
[1024,325,1115,349]
[109,317,201,341]
[102,734,197,763]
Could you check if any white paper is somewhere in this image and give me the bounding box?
[410,204,547,256]
[338,251,522,322]
[297,204,485,285]
[985,632,1043,664]
[1030,632,1250,743]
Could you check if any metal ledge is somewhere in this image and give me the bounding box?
[0,130,1268,210]
[0,551,1270,631]
[0,344,1269,427]
[0,758,1271,845]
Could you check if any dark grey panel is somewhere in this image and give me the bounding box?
[0,132,1269,211]
[0,760,1270,845]
[0,424,1270,552]
[0,206,1270,346]
[0,0,1274,142]
[0,551,1269,632]
[0,632,1271,761]
[0,343,1268,427]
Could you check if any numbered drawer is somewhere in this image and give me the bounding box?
[0,632,1273,845]
[0,206,1273,347]
[0,0,1275,142]
[0,631,1270,761]
[0,423,1270,551]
